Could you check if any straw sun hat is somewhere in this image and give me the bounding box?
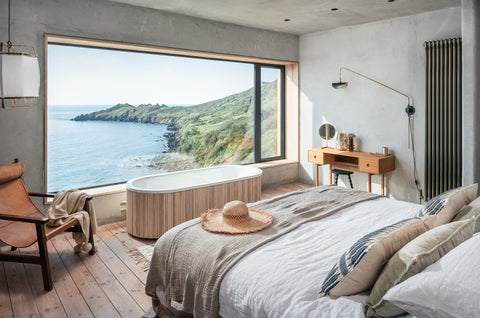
[200,200,273,234]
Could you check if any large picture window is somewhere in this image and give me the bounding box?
[46,38,285,192]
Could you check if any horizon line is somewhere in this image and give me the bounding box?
[48,103,195,107]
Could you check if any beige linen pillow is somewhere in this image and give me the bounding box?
[318,216,434,299]
[383,234,480,318]
[365,218,475,318]
[453,196,480,233]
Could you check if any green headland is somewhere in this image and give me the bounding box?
[73,81,279,170]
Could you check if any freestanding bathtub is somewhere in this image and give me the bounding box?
[126,165,262,238]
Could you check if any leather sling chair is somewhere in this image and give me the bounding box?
[0,159,95,291]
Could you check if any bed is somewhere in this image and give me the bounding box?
[144,184,479,318]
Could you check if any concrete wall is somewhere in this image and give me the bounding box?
[462,0,480,186]
[260,162,299,190]
[299,8,462,202]
[0,0,299,222]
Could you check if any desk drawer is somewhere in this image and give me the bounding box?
[308,150,327,164]
[359,158,379,174]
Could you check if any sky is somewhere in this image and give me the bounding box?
[47,44,278,106]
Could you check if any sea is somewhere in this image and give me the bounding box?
[47,105,169,192]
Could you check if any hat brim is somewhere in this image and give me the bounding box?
[200,208,273,234]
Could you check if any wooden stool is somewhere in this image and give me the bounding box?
[332,169,354,189]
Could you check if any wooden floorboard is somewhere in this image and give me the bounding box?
[96,225,151,284]
[261,182,312,199]
[0,182,311,317]
[0,261,13,318]
[63,235,145,318]
[23,244,67,318]
[93,228,151,311]
[3,248,40,318]
[51,236,121,318]
[47,240,94,318]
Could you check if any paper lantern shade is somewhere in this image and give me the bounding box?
[0,53,40,99]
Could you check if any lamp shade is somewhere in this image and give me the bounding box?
[0,53,40,98]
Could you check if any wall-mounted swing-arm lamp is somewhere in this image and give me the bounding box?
[332,67,423,203]
[332,67,415,148]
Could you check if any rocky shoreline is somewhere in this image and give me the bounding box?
[137,152,197,172]
[163,123,180,152]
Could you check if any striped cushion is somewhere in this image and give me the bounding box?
[418,184,478,227]
[417,189,454,217]
[318,217,433,299]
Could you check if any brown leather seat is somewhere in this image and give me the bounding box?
[0,159,95,291]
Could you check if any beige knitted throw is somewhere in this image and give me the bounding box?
[47,189,97,253]
[144,185,379,318]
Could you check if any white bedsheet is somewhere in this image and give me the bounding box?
[219,196,421,318]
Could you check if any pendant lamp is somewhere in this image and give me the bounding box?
[0,0,40,108]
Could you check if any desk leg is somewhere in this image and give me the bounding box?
[368,174,372,192]
[381,173,385,196]
[316,164,319,186]
[329,165,332,185]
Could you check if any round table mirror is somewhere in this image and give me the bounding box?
[319,123,336,139]
[319,123,336,148]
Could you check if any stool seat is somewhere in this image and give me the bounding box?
[332,169,354,189]
[332,169,354,175]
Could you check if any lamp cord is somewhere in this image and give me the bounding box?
[408,113,423,204]
[7,0,12,51]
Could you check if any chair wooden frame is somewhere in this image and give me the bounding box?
[0,160,95,291]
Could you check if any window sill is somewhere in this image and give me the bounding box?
[44,183,127,204]
[250,159,298,169]
[83,183,127,197]
[78,159,298,196]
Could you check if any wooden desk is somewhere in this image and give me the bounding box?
[308,148,395,195]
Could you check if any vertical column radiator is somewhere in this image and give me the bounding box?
[424,38,462,201]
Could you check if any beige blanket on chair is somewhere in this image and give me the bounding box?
[47,189,97,253]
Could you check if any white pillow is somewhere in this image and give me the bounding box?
[383,233,480,318]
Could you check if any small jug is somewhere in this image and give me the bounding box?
[337,133,348,151]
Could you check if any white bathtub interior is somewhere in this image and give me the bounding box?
[126,165,262,193]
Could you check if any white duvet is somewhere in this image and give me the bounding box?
[219,197,421,318]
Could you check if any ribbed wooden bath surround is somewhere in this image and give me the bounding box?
[126,165,262,239]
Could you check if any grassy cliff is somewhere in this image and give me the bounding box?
[74,81,279,167]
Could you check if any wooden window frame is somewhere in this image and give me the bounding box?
[44,34,299,193]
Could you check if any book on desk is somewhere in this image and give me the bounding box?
[308,148,395,195]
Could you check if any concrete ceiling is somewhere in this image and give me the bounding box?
[107,0,460,35]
